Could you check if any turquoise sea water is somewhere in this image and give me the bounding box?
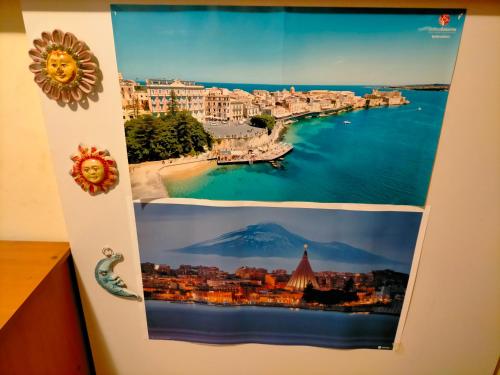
[166,85,448,206]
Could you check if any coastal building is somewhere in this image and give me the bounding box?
[284,97,308,114]
[205,88,231,121]
[381,90,407,105]
[353,97,367,108]
[316,271,335,290]
[231,89,254,102]
[364,89,409,107]
[308,98,322,112]
[119,74,151,120]
[253,90,275,108]
[235,266,267,281]
[252,90,272,99]
[272,269,288,276]
[146,79,205,122]
[120,78,136,108]
[243,103,261,117]
[206,88,262,122]
[134,88,149,106]
[229,101,244,121]
[261,106,278,117]
[286,244,320,290]
[272,89,291,102]
[265,274,277,289]
[364,95,384,107]
[274,106,292,119]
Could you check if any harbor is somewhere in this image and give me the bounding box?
[163,88,445,205]
[216,142,293,165]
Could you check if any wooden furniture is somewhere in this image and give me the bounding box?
[0,241,94,375]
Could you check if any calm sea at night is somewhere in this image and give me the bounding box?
[165,84,447,206]
[146,300,399,349]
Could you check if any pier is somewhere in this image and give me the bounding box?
[217,142,293,165]
[279,105,353,123]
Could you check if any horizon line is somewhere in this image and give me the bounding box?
[124,77,450,87]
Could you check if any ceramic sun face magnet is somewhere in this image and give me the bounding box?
[70,144,118,195]
[28,29,99,103]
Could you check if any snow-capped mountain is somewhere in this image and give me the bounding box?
[173,222,399,266]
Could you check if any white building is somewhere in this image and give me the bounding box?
[205,88,231,121]
[146,79,205,122]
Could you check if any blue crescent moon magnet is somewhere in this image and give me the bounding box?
[95,247,141,301]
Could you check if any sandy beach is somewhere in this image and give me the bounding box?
[159,159,217,181]
[129,156,216,200]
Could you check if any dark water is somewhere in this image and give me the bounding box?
[166,85,447,206]
[146,300,399,349]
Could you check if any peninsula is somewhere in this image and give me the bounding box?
[385,83,450,91]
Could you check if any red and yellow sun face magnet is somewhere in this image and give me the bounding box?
[70,145,118,195]
[28,29,99,103]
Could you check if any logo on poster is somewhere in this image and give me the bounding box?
[418,14,457,39]
[439,14,450,27]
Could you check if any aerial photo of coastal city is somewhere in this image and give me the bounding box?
[112,6,465,206]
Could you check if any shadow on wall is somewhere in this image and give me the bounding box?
[0,0,25,33]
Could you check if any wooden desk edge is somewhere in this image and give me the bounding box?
[0,241,71,329]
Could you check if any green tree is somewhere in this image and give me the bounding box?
[169,90,178,115]
[250,114,276,135]
[190,121,212,152]
[124,111,212,164]
[152,120,182,159]
[125,115,157,163]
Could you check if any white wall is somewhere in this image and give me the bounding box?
[3,0,499,374]
[0,0,67,241]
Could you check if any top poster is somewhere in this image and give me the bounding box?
[112,6,464,206]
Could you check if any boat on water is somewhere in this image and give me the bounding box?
[418,107,422,111]
[305,115,312,119]
[343,120,351,125]
[269,160,284,169]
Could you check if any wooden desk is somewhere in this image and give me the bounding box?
[0,241,94,375]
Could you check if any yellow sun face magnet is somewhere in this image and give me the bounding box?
[70,145,119,195]
[46,50,78,84]
[28,29,99,103]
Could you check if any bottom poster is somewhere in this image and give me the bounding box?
[135,200,425,349]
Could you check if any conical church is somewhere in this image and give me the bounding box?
[287,244,319,290]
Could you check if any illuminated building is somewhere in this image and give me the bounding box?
[286,244,320,290]
[235,266,267,281]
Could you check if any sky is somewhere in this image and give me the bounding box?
[134,203,422,273]
[111,6,465,85]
